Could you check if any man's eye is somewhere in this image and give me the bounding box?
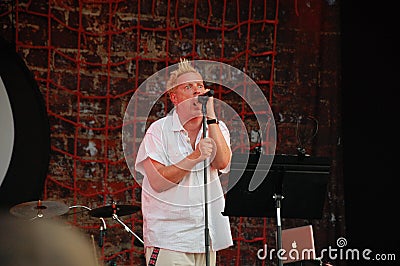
[184,85,191,90]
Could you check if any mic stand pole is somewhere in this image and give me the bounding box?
[199,94,210,266]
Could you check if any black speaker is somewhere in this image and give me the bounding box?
[0,37,50,210]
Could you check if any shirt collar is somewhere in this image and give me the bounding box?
[171,109,185,132]
[170,109,207,135]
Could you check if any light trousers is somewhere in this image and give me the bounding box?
[145,247,216,266]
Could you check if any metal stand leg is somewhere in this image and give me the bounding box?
[273,193,284,266]
[112,214,144,245]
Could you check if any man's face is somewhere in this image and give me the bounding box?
[174,72,205,99]
[171,72,207,121]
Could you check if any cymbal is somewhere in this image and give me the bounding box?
[89,204,140,218]
[9,200,69,219]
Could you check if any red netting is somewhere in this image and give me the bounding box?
[1,0,285,265]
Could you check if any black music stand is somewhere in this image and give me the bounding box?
[222,152,331,266]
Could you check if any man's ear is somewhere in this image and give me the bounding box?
[169,92,177,105]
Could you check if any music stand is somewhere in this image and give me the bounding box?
[222,152,331,266]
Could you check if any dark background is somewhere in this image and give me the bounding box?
[342,1,398,264]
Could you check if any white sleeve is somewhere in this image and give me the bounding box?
[134,122,168,176]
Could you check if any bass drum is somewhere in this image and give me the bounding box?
[0,37,50,211]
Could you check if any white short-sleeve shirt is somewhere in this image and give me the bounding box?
[135,110,233,253]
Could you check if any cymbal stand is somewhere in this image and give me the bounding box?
[69,205,107,227]
[29,200,46,221]
[69,205,107,247]
[69,204,92,211]
[112,213,144,245]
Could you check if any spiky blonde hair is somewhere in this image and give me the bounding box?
[166,58,201,94]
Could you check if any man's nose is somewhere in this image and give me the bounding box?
[192,85,205,95]
[192,85,202,95]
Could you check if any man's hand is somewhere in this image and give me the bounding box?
[194,137,216,162]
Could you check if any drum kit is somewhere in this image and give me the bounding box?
[8,199,144,246]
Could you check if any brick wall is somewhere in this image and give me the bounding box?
[0,0,343,265]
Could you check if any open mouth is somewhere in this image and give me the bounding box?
[191,97,200,107]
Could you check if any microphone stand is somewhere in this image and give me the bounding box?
[198,93,211,266]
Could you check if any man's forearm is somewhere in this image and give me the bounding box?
[144,150,203,192]
[207,123,231,170]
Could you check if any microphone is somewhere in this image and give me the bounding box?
[98,225,105,247]
[198,90,214,98]
[197,89,214,104]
